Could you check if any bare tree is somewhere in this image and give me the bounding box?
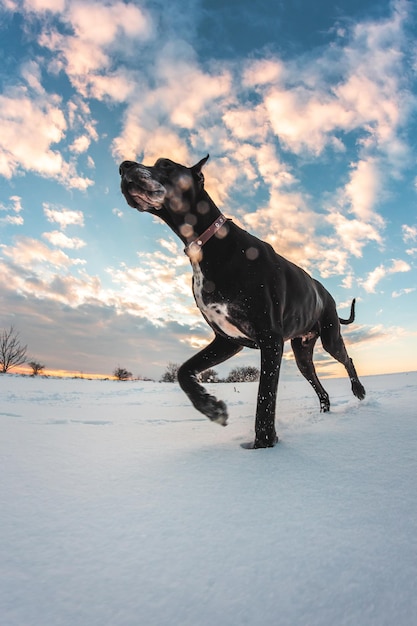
[0,326,28,373]
[114,366,132,380]
[160,362,180,382]
[28,361,45,376]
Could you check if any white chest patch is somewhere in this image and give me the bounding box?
[192,264,250,340]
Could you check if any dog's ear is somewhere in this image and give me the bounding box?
[192,154,209,171]
[191,154,209,187]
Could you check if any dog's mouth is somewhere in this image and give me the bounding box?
[120,163,166,211]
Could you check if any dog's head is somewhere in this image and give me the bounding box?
[119,155,209,214]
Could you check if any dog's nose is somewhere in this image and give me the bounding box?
[119,161,137,176]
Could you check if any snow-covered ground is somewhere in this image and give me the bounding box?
[1,371,416,626]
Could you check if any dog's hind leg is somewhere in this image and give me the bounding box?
[177,334,243,425]
[291,336,330,412]
[321,314,366,401]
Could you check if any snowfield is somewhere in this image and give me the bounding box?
[1,371,417,626]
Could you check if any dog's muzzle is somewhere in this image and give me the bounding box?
[119,161,166,211]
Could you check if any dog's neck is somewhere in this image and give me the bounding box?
[184,213,229,259]
[156,189,227,247]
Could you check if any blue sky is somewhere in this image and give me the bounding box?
[0,0,416,379]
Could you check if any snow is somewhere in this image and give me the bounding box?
[1,371,417,626]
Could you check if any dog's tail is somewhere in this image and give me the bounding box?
[339,298,356,325]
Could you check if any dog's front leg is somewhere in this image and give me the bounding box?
[253,335,284,448]
[178,334,243,425]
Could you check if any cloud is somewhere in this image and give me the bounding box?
[282,318,411,378]
[0,71,94,189]
[0,230,212,376]
[68,1,151,46]
[242,186,319,269]
[0,214,24,226]
[222,104,271,144]
[84,72,135,102]
[0,232,202,329]
[36,1,153,97]
[43,205,85,229]
[343,159,383,221]
[43,231,86,249]
[242,2,411,166]
[362,265,390,294]
[392,287,416,298]
[402,224,417,243]
[112,40,232,162]
[242,58,285,87]
[112,208,124,219]
[0,85,65,178]
[8,196,23,212]
[20,59,44,94]
[342,322,410,348]
[0,1,146,186]
[0,195,24,226]
[325,212,384,258]
[69,135,91,154]
[390,259,411,273]
[1,237,86,269]
[106,248,201,327]
[22,0,65,11]
[3,0,414,217]
[158,238,181,255]
[233,5,411,282]
[66,97,98,157]
[271,4,412,272]
[263,87,352,156]
[0,238,114,323]
[0,286,206,377]
[360,258,411,293]
[0,238,88,313]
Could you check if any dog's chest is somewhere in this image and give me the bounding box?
[192,264,250,340]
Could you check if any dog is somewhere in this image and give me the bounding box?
[119,155,366,448]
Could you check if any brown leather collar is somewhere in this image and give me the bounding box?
[184,213,229,257]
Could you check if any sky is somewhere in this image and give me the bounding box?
[0,0,416,380]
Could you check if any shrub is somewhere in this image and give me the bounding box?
[198,368,219,383]
[28,361,45,376]
[226,366,260,383]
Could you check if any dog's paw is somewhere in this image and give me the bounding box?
[352,380,366,401]
[205,397,228,426]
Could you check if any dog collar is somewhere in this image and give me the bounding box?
[184,214,229,257]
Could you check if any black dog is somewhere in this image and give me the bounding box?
[119,155,365,448]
